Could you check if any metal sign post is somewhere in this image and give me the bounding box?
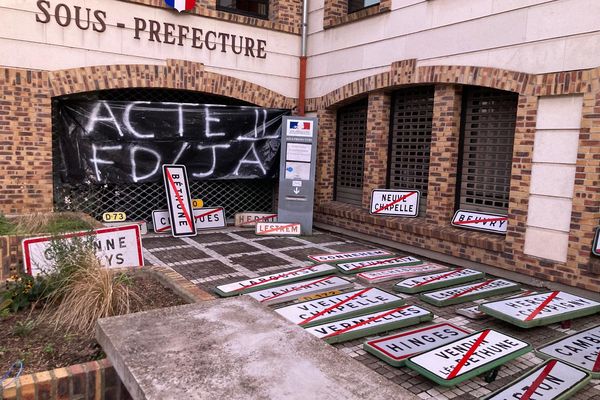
[277,116,319,235]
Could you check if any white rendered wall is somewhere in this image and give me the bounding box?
[524,95,583,263]
[307,0,600,97]
[0,0,300,97]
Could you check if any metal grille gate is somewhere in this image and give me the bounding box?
[458,87,518,213]
[52,88,278,223]
[335,99,368,206]
[388,86,434,211]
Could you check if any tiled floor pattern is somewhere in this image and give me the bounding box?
[143,228,600,399]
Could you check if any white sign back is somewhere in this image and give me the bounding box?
[162,164,196,237]
[451,210,508,234]
[336,256,421,274]
[370,189,420,217]
[22,225,144,276]
[357,263,449,284]
[308,249,392,263]
[246,276,353,305]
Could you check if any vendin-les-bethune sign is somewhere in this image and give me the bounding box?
[246,276,353,305]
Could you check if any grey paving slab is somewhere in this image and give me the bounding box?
[97,297,417,400]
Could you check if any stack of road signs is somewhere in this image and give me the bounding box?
[234,212,278,228]
[335,256,422,274]
[274,288,405,327]
[255,222,302,236]
[364,323,470,367]
[419,279,520,307]
[482,359,591,400]
[246,276,353,305]
[537,325,600,376]
[394,268,484,294]
[405,329,532,386]
[307,249,393,264]
[479,291,600,328]
[214,264,337,297]
[456,290,538,320]
[304,305,433,344]
[356,263,449,284]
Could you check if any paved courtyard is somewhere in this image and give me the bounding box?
[141,227,600,400]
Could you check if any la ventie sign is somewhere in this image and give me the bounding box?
[246,276,353,305]
[394,268,485,294]
[22,225,144,276]
[357,263,449,284]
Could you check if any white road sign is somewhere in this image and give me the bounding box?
[395,269,484,292]
[451,210,508,234]
[23,225,144,276]
[274,287,404,327]
[407,330,530,384]
[537,325,600,375]
[370,189,420,217]
[193,207,226,230]
[484,359,590,400]
[479,291,600,328]
[234,212,277,227]
[162,164,196,237]
[357,263,449,284]
[305,305,432,342]
[336,256,421,274]
[246,276,353,305]
[255,222,302,236]
[215,264,337,296]
[365,323,471,366]
[420,279,520,306]
[308,249,393,263]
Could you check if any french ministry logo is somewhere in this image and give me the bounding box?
[165,0,196,12]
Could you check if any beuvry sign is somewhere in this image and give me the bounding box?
[451,210,508,234]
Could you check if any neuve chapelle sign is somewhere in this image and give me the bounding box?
[35,1,268,58]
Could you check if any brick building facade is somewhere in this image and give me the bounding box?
[1,0,599,292]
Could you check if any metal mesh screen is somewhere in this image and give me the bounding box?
[388,86,434,211]
[458,87,518,213]
[52,88,277,223]
[335,99,368,206]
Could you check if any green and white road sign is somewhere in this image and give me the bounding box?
[406,329,531,387]
[214,263,336,297]
[394,268,484,294]
[364,323,470,367]
[356,263,449,284]
[479,291,600,328]
[308,249,393,263]
[456,290,538,320]
[537,325,600,377]
[482,359,590,400]
[274,287,405,328]
[336,256,422,274]
[304,305,433,344]
[419,279,520,307]
[246,275,354,305]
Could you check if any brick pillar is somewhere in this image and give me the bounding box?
[362,91,391,209]
[426,85,462,225]
[315,108,336,205]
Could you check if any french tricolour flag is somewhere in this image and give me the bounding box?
[290,121,311,130]
[164,0,196,12]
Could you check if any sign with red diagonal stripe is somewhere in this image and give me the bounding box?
[451,210,508,234]
[483,359,590,400]
[419,279,520,307]
[479,291,600,328]
[274,288,405,328]
[537,325,600,377]
[336,256,422,274]
[406,329,531,386]
[162,164,196,237]
[394,268,484,293]
[356,263,449,284]
[304,305,433,344]
[307,249,393,263]
[246,275,353,305]
[214,264,337,297]
[152,207,226,233]
[370,189,420,217]
[234,212,278,227]
[255,222,301,236]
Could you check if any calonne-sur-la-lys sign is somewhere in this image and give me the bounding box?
[34,1,268,59]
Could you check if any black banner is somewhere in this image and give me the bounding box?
[56,101,289,183]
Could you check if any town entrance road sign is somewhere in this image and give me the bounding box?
[214,264,337,297]
[162,164,196,237]
[419,279,520,307]
[456,290,538,320]
[406,329,532,387]
[479,291,600,328]
[194,207,226,230]
[23,225,144,276]
[336,256,422,274]
[305,305,433,344]
[246,276,353,305]
[483,359,590,400]
[255,222,301,236]
[537,325,600,377]
[357,263,449,284]
[234,212,277,227]
[307,249,393,263]
[274,287,405,328]
[364,323,471,367]
[370,189,420,217]
[394,268,485,294]
[451,210,508,234]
